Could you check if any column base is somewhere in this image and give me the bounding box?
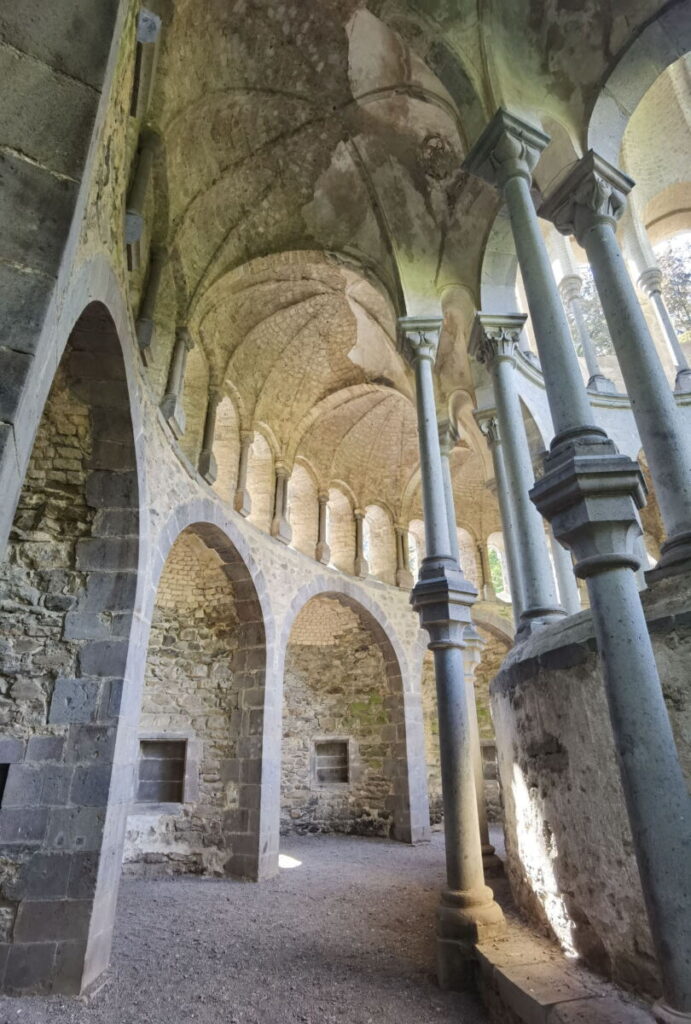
[653,1001,691,1023]
[674,368,691,394]
[437,886,506,990]
[160,394,186,439]
[482,845,504,877]
[135,317,155,363]
[586,374,617,394]
[646,531,691,583]
[198,449,218,485]
[234,488,251,517]
[515,608,565,641]
[396,567,414,589]
[271,517,292,544]
[354,556,369,579]
[315,541,331,565]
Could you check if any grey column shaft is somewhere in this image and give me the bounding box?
[440,451,461,567]
[504,175,598,440]
[125,133,157,244]
[198,389,220,484]
[570,290,602,380]
[586,567,691,1012]
[485,425,524,625]
[354,511,368,577]
[488,354,563,631]
[136,248,164,358]
[548,529,580,615]
[316,494,330,564]
[165,332,188,400]
[413,361,452,558]
[649,288,689,370]
[234,433,252,516]
[584,222,691,544]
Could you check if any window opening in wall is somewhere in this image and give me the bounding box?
[137,739,186,804]
[314,740,349,785]
[0,764,8,807]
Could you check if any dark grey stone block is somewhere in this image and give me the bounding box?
[66,851,99,899]
[2,765,44,807]
[0,808,48,843]
[45,806,106,852]
[65,725,117,764]
[75,537,138,571]
[0,737,25,763]
[26,736,65,762]
[40,766,74,806]
[79,641,130,677]
[3,941,55,992]
[69,766,112,807]
[14,899,93,943]
[5,852,71,900]
[49,679,102,725]
[85,472,138,510]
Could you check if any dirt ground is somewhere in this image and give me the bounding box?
[0,831,490,1024]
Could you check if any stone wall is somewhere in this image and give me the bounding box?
[491,572,691,998]
[123,530,240,876]
[281,596,397,837]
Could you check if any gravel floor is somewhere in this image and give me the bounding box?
[0,831,490,1024]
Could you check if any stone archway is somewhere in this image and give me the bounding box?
[135,516,271,882]
[0,301,140,995]
[280,584,429,845]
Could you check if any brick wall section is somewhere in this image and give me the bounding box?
[123,531,240,876]
[282,596,399,837]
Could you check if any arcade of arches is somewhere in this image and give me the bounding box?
[1,2,691,1022]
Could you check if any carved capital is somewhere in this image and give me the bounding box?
[398,315,442,364]
[469,312,527,369]
[438,418,459,457]
[176,326,195,352]
[463,109,549,188]
[476,414,501,448]
[558,273,583,304]
[540,150,632,244]
[637,266,663,298]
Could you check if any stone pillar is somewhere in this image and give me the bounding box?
[463,625,503,876]
[234,432,252,517]
[271,463,292,544]
[132,8,162,119]
[135,247,164,363]
[477,542,495,601]
[394,524,413,588]
[125,130,158,246]
[540,150,691,579]
[466,111,691,1020]
[198,387,220,484]
[438,419,461,567]
[315,492,330,564]
[551,230,615,393]
[470,314,564,639]
[638,267,691,393]
[160,326,194,439]
[353,509,369,578]
[400,315,504,990]
[548,528,581,615]
[477,415,524,627]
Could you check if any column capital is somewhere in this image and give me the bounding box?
[438,418,460,457]
[558,273,583,304]
[317,491,329,505]
[475,411,500,448]
[207,385,222,408]
[637,265,663,298]
[353,507,366,521]
[469,312,527,368]
[176,326,195,352]
[398,315,442,364]
[540,150,633,244]
[463,108,549,188]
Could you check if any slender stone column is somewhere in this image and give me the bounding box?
[477,542,495,601]
[394,524,414,588]
[125,130,158,246]
[551,230,615,393]
[353,509,369,578]
[315,493,330,564]
[438,419,461,567]
[271,463,292,544]
[470,314,564,639]
[234,432,252,517]
[548,528,581,615]
[621,212,691,394]
[135,247,164,363]
[638,267,691,393]
[198,387,220,484]
[463,625,503,876]
[160,326,194,438]
[400,315,504,990]
[540,150,691,578]
[477,415,524,627]
[466,112,691,1020]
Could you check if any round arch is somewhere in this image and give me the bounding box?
[280,577,430,844]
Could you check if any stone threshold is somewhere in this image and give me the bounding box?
[475,877,655,1023]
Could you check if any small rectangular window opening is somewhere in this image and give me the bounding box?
[137,739,186,804]
[314,740,349,785]
[0,764,8,807]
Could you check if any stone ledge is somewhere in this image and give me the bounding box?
[476,917,655,1024]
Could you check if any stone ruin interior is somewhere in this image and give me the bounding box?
[0,2,690,1022]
